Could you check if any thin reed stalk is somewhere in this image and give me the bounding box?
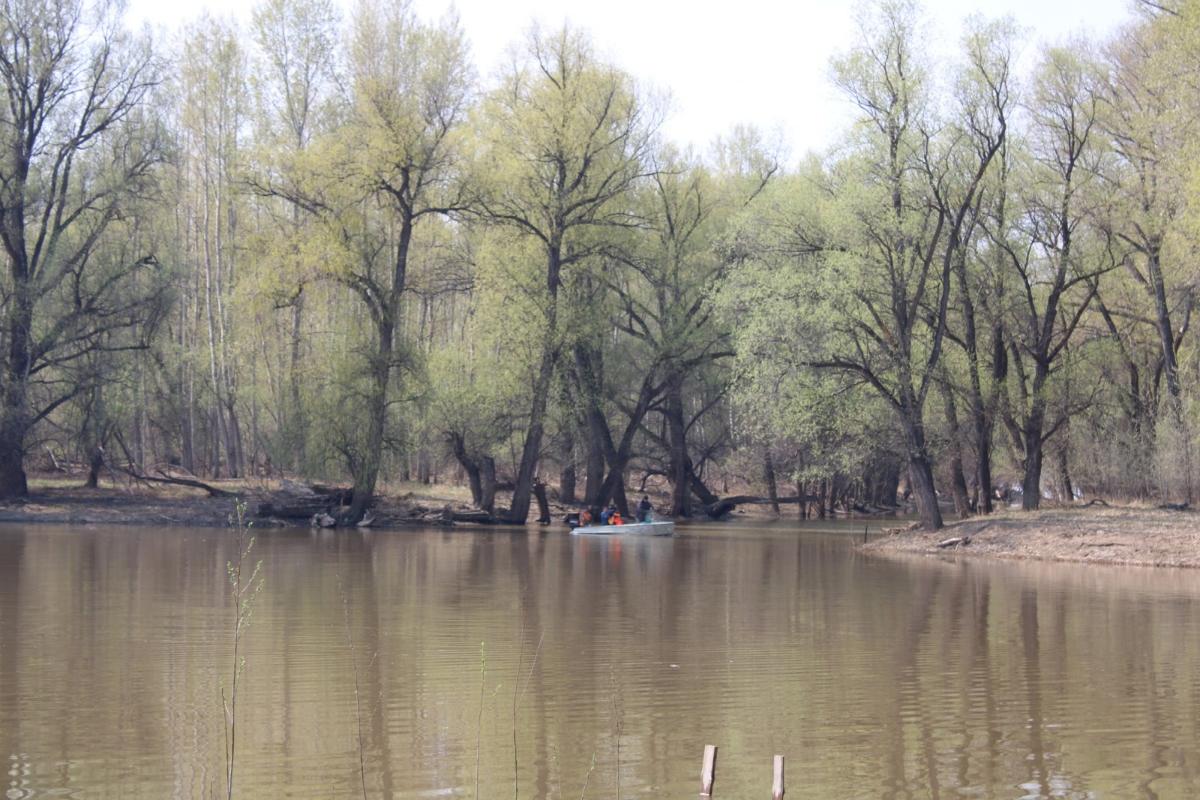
[337,573,370,800]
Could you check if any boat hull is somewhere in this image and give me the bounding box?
[570,521,675,537]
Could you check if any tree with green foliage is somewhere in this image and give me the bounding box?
[252,0,473,520]
[477,24,657,522]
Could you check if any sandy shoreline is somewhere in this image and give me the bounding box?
[863,506,1200,568]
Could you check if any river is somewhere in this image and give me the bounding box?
[1,521,1198,798]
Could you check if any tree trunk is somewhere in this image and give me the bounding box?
[666,377,690,517]
[902,412,944,530]
[347,342,390,522]
[1022,445,1043,511]
[573,344,616,507]
[181,305,196,475]
[288,287,307,472]
[939,374,972,519]
[135,358,147,468]
[584,432,604,505]
[0,439,27,497]
[1148,248,1182,404]
[1056,447,1074,503]
[764,449,780,514]
[559,462,576,505]
[83,382,105,489]
[225,400,244,479]
[480,456,497,515]
[533,479,551,524]
[0,177,34,500]
[466,462,483,506]
[908,454,942,530]
[85,447,104,489]
[955,255,995,513]
[508,248,562,522]
[1020,407,1045,511]
[508,339,556,522]
[449,433,483,507]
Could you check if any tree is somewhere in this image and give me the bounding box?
[176,16,251,479]
[0,0,165,498]
[250,0,340,472]
[255,0,474,520]
[478,24,657,522]
[1093,9,1200,499]
[789,0,1008,530]
[990,47,1113,510]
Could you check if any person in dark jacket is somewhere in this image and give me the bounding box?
[636,495,652,522]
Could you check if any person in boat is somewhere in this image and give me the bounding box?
[579,508,593,527]
[600,502,615,525]
[636,495,652,522]
[610,509,623,525]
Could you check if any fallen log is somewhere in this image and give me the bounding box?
[308,483,354,505]
[112,463,233,498]
[256,482,355,519]
[449,509,500,524]
[936,536,971,549]
[257,497,337,519]
[704,494,821,519]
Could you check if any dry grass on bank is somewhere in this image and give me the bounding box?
[864,506,1200,568]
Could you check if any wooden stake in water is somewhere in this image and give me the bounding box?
[699,744,717,796]
[772,755,785,799]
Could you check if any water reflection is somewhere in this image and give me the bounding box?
[0,523,1198,798]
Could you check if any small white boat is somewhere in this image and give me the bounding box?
[570,520,675,537]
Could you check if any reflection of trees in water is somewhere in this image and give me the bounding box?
[0,534,23,790]
[1021,587,1049,797]
[3,528,1200,796]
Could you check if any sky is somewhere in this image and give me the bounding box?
[126,0,1139,158]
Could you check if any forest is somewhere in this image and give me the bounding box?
[1,0,1198,530]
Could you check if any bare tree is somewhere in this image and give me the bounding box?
[0,0,165,497]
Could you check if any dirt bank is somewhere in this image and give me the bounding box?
[863,506,1200,568]
[0,479,489,529]
[0,470,619,529]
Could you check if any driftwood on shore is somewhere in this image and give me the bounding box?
[256,481,354,519]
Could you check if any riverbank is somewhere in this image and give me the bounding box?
[0,478,491,529]
[863,506,1200,568]
[0,474,689,529]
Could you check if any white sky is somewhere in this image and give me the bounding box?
[127,0,1138,159]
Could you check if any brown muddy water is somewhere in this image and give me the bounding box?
[1,521,1198,799]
